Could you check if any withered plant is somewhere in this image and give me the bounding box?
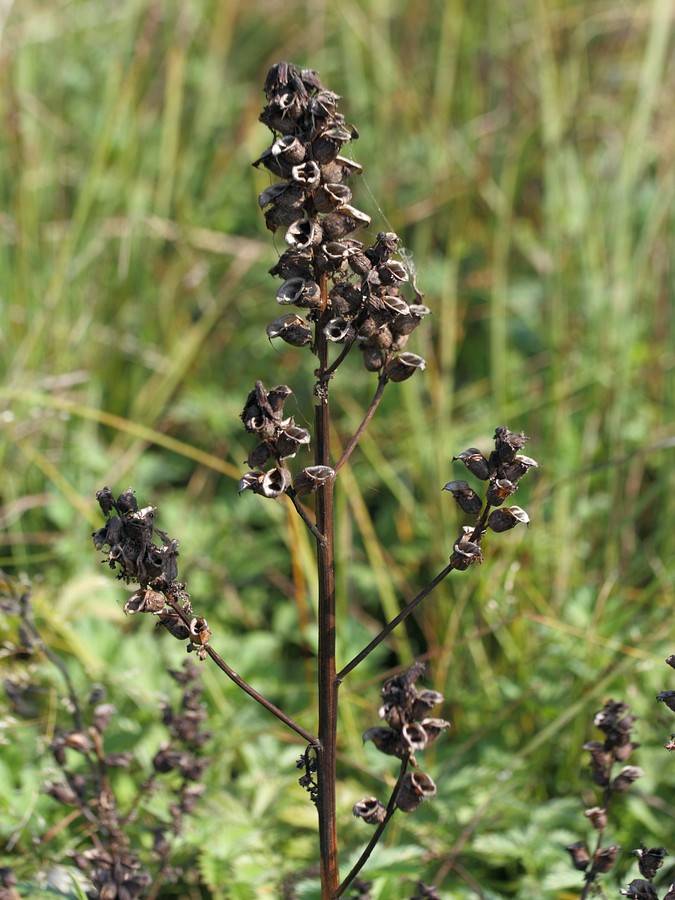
[89,63,536,898]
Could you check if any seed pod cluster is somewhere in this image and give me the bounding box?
[354,663,449,823]
[256,62,429,376]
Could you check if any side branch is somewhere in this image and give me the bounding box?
[164,594,318,746]
[337,563,454,682]
[336,757,410,897]
[334,376,388,475]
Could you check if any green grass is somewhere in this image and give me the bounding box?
[1,0,674,896]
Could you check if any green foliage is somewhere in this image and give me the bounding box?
[1,0,674,896]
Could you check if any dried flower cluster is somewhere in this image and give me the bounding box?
[354,663,449,823]
[93,487,212,659]
[445,426,536,568]
[44,660,210,898]
[240,61,430,503]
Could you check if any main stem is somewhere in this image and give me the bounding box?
[315,280,339,898]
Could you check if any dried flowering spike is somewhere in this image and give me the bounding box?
[632,845,668,881]
[353,797,387,825]
[396,771,436,812]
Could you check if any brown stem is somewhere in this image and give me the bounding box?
[287,489,326,544]
[314,275,340,898]
[337,563,454,682]
[163,594,318,746]
[336,756,409,897]
[334,376,388,474]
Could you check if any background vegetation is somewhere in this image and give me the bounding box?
[0,0,673,896]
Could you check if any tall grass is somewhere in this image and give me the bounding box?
[1,0,673,895]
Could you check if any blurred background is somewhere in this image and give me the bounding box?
[0,0,673,896]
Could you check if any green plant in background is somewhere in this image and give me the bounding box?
[1,1,673,897]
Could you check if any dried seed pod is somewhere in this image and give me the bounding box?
[611,765,644,792]
[396,771,437,813]
[269,248,313,280]
[312,124,354,163]
[276,277,322,309]
[261,466,292,498]
[353,797,387,825]
[453,448,491,480]
[486,478,516,506]
[238,471,264,495]
[124,587,166,615]
[293,465,335,496]
[363,726,407,759]
[494,426,529,463]
[584,807,608,830]
[450,526,483,569]
[632,845,668,881]
[266,314,313,347]
[619,879,659,900]
[290,160,321,188]
[402,722,429,752]
[657,691,675,712]
[285,218,323,250]
[323,317,353,343]
[565,841,591,871]
[443,480,483,516]
[272,134,306,164]
[418,718,451,745]
[502,454,539,484]
[410,690,445,721]
[385,352,426,383]
[313,182,352,212]
[321,206,371,240]
[487,506,530,532]
[361,345,386,372]
[375,260,409,285]
[320,155,363,183]
[275,424,311,460]
[591,845,620,874]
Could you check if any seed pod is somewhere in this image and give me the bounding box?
[361,345,386,372]
[565,841,591,872]
[291,160,321,188]
[486,477,516,506]
[312,124,354,163]
[591,845,620,874]
[375,260,409,285]
[396,771,437,813]
[353,797,387,825]
[313,182,352,212]
[402,722,428,752]
[584,807,608,830]
[275,425,311,460]
[269,248,313,280]
[321,206,371,240]
[285,218,323,250]
[453,448,491,480]
[324,317,353,343]
[320,155,363,183]
[363,726,407,758]
[266,314,313,347]
[293,465,335,496]
[487,506,530,532]
[271,134,306,164]
[443,480,483,516]
[385,352,426,383]
[276,278,322,309]
[410,690,445,721]
[261,467,291,498]
[611,765,644,793]
[419,717,451,746]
